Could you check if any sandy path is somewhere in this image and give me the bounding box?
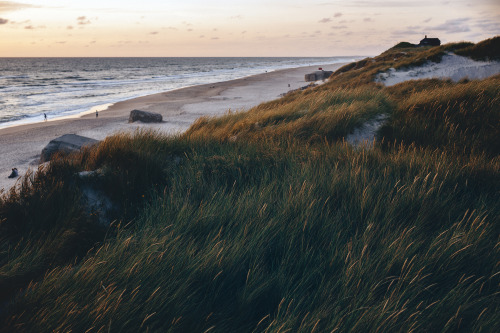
[0,63,345,192]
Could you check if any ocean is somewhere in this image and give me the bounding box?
[0,57,358,129]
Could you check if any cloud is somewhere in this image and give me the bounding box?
[230,15,243,20]
[77,16,91,25]
[66,25,73,30]
[363,18,372,22]
[0,1,38,13]
[150,31,158,35]
[428,18,471,33]
[334,12,343,17]
[319,18,332,23]
[331,25,348,30]
[24,24,44,30]
[347,1,429,7]
[211,37,219,40]
[474,18,500,33]
[392,28,423,36]
[0,17,7,24]
[199,35,205,38]
[423,17,432,23]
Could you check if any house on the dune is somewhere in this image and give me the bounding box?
[419,35,441,46]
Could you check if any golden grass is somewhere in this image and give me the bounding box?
[1,37,499,332]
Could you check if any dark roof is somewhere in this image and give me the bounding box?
[419,37,441,46]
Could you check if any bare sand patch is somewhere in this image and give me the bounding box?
[376,54,500,86]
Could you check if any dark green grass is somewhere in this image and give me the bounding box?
[1,37,499,332]
[381,75,500,156]
[3,138,499,332]
[455,36,500,61]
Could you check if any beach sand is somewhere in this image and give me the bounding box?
[0,63,345,192]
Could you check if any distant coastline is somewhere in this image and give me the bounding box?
[0,62,348,191]
[0,57,362,130]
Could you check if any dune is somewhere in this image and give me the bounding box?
[376,53,500,86]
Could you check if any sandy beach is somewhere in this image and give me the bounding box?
[0,63,345,192]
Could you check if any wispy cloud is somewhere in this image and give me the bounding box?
[347,1,432,7]
[392,27,423,36]
[77,16,91,25]
[474,18,500,33]
[318,18,332,23]
[0,17,7,24]
[428,18,471,33]
[334,12,343,17]
[24,24,45,30]
[331,25,348,30]
[0,1,38,13]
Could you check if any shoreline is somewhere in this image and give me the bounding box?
[0,58,357,131]
[0,62,346,192]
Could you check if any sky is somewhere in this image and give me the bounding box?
[0,0,499,57]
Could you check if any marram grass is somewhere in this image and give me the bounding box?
[1,38,499,332]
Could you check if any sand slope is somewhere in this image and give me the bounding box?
[377,54,500,86]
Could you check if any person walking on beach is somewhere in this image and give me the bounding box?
[96,110,98,118]
[44,113,47,121]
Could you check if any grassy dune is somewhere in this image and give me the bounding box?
[1,38,499,332]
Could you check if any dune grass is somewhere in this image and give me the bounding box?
[455,36,500,61]
[1,38,499,332]
[187,87,393,144]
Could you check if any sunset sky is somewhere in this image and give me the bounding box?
[0,0,499,57]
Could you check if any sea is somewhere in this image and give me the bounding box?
[0,57,358,129]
